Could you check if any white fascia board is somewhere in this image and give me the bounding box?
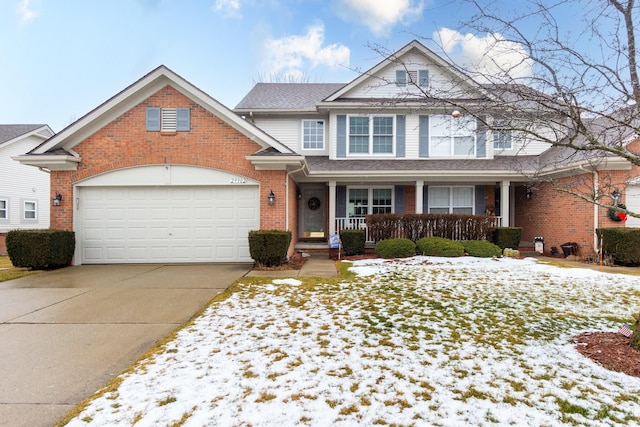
[306,169,529,180]
[245,155,305,170]
[13,154,81,171]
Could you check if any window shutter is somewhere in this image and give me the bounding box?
[475,186,486,215]
[146,107,160,131]
[337,115,346,158]
[476,117,487,158]
[336,185,347,217]
[418,69,429,86]
[419,115,429,158]
[176,108,190,131]
[423,186,429,213]
[396,70,407,86]
[395,185,405,214]
[396,115,406,158]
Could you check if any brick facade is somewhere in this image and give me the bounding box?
[50,85,292,253]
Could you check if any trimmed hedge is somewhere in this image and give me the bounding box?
[375,238,416,259]
[6,229,75,269]
[493,227,522,250]
[416,237,464,257]
[339,229,366,256]
[248,230,291,267]
[597,227,640,266]
[463,240,502,258]
[367,213,497,242]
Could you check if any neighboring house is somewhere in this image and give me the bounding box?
[0,125,54,254]
[14,40,638,264]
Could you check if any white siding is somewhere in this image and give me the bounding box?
[0,136,50,233]
[254,115,330,155]
[346,52,483,100]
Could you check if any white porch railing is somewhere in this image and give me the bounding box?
[336,216,503,242]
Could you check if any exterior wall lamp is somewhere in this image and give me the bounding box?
[268,190,275,206]
[52,192,62,206]
[612,189,622,205]
[526,188,533,200]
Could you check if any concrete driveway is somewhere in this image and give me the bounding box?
[0,263,251,427]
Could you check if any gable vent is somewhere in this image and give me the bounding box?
[161,108,177,132]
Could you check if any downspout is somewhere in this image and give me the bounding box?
[285,164,305,232]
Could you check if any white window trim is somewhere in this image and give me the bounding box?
[428,186,475,214]
[492,119,513,150]
[23,200,37,221]
[429,114,477,157]
[347,186,394,218]
[301,119,325,150]
[0,198,8,221]
[347,115,396,156]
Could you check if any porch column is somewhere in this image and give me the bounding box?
[328,181,336,235]
[501,180,510,226]
[415,180,424,214]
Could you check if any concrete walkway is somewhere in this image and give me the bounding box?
[244,253,339,278]
[0,263,250,427]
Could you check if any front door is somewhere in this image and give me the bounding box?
[299,185,327,240]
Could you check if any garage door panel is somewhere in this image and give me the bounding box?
[80,185,258,263]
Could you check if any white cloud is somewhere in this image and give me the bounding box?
[16,0,37,25]
[434,27,534,83]
[263,24,350,79]
[337,0,424,37]
[212,0,241,18]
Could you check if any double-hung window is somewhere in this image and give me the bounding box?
[23,200,37,220]
[428,187,474,215]
[348,116,394,155]
[348,188,393,217]
[0,199,7,219]
[302,120,324,150]
[430,114,476,156]
[493,119,512,150]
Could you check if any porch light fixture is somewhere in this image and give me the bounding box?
[526,188,533,200]
[52,192,62,206]
[612,189,621,205]
[268,190,276,206]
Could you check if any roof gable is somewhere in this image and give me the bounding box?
[324,40,491,103]
[31,66,294,156]
[0,124,53,148]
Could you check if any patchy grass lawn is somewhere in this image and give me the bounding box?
[0,255,41,282]
[62,257,640,426]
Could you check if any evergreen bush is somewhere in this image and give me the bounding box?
[248,230,291,267]
[6,229,75,269]
[492,227,522,249]
[416,237,464,257]
[375,238,416,259]
[339,229,366,256]
[463,240,502,258]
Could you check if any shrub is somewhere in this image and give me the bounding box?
[6,229,75,269]
[492,227,522,250]
[463,240,502,258]
[631,312,640,350]
[416,237,464,257]
[375,238,416,259]
[597,227,640,266]
[339,229,366,256]
[248,230,291,267]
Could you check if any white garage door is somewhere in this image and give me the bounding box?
[626,185,640,228]
[80,186,258,263]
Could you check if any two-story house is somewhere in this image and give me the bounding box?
[234,40,566,247]
[15,40,636,264]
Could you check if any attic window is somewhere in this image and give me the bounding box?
[146,107,190,132]
[396,69,429,87]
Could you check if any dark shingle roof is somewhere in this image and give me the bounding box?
[0,124,46,145]
[304,156,540,174]
[235,83,345,111]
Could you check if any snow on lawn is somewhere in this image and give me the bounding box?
[66,257,640,427]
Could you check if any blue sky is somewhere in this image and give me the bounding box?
[0,0,593,132]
